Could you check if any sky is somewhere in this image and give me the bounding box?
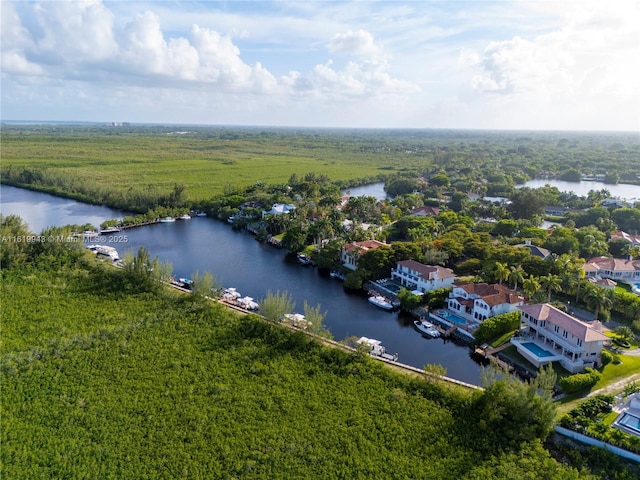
[1,0,639,131]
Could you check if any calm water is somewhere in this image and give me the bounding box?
[520,179,639,201]
[0,185,482,384]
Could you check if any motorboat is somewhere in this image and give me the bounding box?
[178,214,191,220]
[283,313,310,329]
[238,296,259,310]
[94,245,119,261]
[297,254,312,265]
[159,217,176,223]
[413,320,441,338]
[367,295,393,310]
[356,337,398,361]
[100,226,120,234]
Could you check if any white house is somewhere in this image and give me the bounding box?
[262,203,296,218]
[446,283,524,322]
[583,256,640,283]
[512,304,609,373]
[341,240,388,271]
[391,259,455,294]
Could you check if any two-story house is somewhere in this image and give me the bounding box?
[583,256,640,283]
[512,304,609,373]
[390,259,456,294]
[446,283,524,322]
[341,240,388,271]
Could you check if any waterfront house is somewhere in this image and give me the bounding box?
[262,203,296,218]
[447,283,524,322]
[512,304,608,373]
[391,259,455,294]
[582,256,640,283]
[341,240,388,271]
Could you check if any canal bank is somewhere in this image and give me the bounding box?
[1,184,484,385]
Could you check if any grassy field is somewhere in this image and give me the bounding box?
[1,126,427,201]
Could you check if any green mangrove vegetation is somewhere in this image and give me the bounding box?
[3,215,630,478]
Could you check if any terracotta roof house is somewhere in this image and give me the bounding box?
[446,282,524,322]
[341,240,389,271]
[610,231,640,247]
[583,256,640,283]
[512,304,609,373]
[391,259,456,294]
[412,206,440,217]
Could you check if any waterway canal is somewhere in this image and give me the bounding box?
[1,184,483,385]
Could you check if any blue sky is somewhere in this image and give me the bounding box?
[2,1,638,130]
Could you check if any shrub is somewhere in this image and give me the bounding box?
[473,312,520,344]
[559,368,602,394]
[600,350,613,366]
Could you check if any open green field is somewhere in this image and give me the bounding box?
[1,126,426,202]
[2,256,595,478]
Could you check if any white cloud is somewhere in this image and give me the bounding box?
[33,0,118,61]
[328,29,380,57]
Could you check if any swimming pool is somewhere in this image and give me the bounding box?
[437,310,468,325]
[520,342,554,358]
[618,412,640,435]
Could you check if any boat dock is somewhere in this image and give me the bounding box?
[473,343,514,372]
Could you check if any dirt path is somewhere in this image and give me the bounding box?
[587,371,640,398]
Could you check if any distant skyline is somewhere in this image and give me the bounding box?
[2,1,639,131]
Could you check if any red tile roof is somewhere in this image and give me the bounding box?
[342,240,388,253]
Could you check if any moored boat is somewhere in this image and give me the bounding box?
[179,214,191,220]
[94,245,119,261]
[356,336,398,361]
[413,320,441,338]
[297,254,312,265]
[283,313,309,329]
[367,294,393,310]
[159,217,176,223]
[100,226,121,234]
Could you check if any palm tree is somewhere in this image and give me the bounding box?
[583,284,613,321]
[509,265,525,291]
[494,261,510,286]
[539,274,562,302]
[522,275,541,302]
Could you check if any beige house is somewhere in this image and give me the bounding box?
[391,259,456,294]
[512,304,609,373]
[341,240,389,271]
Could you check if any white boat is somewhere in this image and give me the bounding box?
[367,295,394,310]
[94,245,119,261]
[179,214,191,220]
[413,320,441,338]
[238,296,259,310]
[222,287,242,299]
[100,226,121,234]
[356,337,398,361]
[195,212,207,217]
[297,254,312,265]
[178,277,194,289]
[75,230,99,238]
[330,271,346,281]
[159,217,176,223]
[283,313,310,329]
